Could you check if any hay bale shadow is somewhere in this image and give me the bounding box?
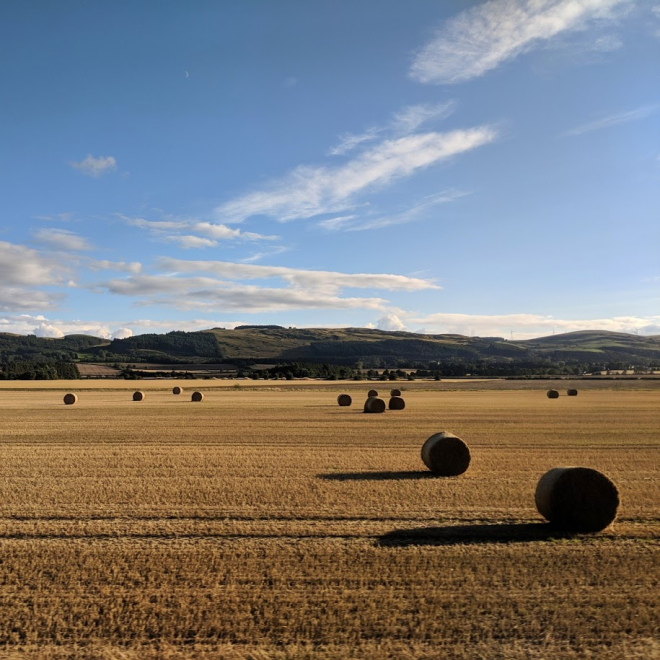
[318,471,441,481]
[377,522,577,547]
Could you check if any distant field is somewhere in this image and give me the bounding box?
[0,383,658,658]
[2,376,660,391]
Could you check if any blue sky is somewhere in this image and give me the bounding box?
[1,0,659,340]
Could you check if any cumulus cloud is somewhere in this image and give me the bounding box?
[70,154,117,177]
[32,228,94,251]
[216,127,496,223]
[33,323,65,338]
[377,314,407,331]
[111,327,134,339]
[410,0,631,84]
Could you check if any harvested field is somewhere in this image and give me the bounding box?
[0,383,658,658]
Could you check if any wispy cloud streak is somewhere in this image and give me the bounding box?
[561,104,659,136]
[410,0,632,84]
[216,127,496,223]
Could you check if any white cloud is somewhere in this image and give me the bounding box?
[166,235,219,249]
[404,311,660,339]
[111,327,134,339]
[155,258,439,293]
[0,241,69,311]
[410,0,631,84]
[377,314,407,331]
[0,315,113,338]
[32,228,94,251]
[123,215,279,245]
[70,154,117,177]
[33,323,65,338]
[94,258,437,314]
[216,127,497,223]
[100,275,391,313]
[561,104,659,136]
[0,241,67,287]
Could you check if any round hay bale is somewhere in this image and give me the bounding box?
[337,394,352,407]
[421,432,471,476]
[388,396,405,410]
[390,388,402,397]
[363,397,386,413]
[63,393,77,405]
[567,388,578,396]
[535,467,619,532]
[191,391,204,402]
[132,391,145,402]
[172,386,183,395]
[547,389,560,399]
[367,389,379,398]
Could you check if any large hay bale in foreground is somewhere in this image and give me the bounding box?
[390,388,402,397]
[388,396,405,410]
[337,394,352,407]
[567,388,578,396]
[535,467,619,532]
[172,386,183,395]
[547,389,559,399]
[363,397,386,413]
[133,391,145,402]
[367,389,379,398]
[191,391,204,402]
[421,432,471,476]
[63,393,77,405]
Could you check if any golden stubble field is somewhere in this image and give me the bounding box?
[0,381,658,659]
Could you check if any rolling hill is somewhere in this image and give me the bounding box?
[2,327,659,368]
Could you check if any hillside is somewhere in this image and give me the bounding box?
[2,327,660,369]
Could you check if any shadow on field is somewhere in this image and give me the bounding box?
[377,522,577,547]
[318,471,440,481]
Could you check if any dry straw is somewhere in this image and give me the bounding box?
[363,397,386,413]
[337,394,352,407]
[547,389,560,399]
[388,396,405,410]
[172,386,183,395]
[191,391,204,402]
[535,467,619,532]
[421,432,471,476]
[367,389,379,398]
[132,391,145,402]
[390,388,402,397]
[567,389,578,396]
[63,393,77,405]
